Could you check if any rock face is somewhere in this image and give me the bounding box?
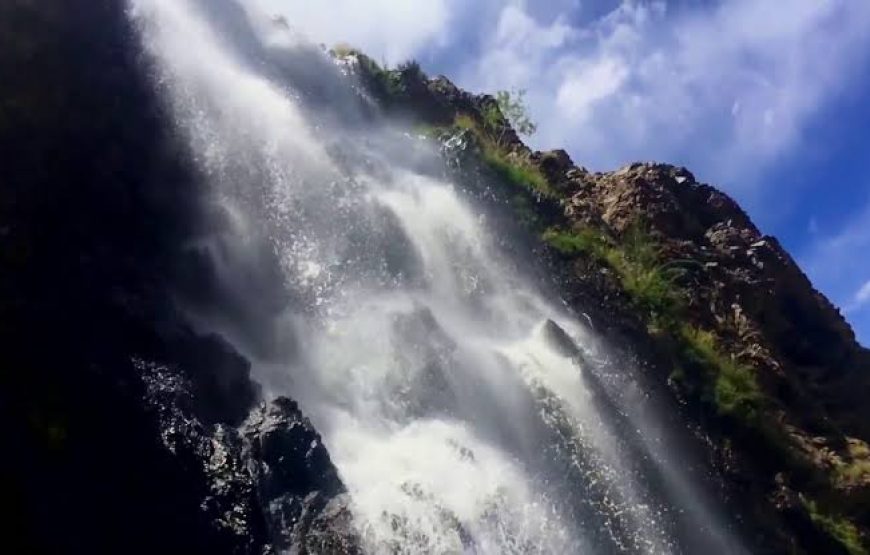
[565,162,870,437]
[0,1,354,553]
[243,398,359,554]
[557,163,870,553]
[344,55,870,553]
[140,357,359,554]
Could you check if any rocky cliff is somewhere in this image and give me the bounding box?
[1,1,355,553]
[341,51,870,553]
[2,1,869,553]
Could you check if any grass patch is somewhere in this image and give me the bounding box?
[543,224,766,428]
[343,51,424,100]
[412,122,442,138]
[836,440,870,487]
[611,228,686,326]
[482,148,553,197]
[543,225,685,324]
[680,325,764,423]
[802,497,868,555]
[454,113,476,131]
[542,227,605,256]
[453,113,556,199]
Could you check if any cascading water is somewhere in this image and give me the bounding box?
[130,0,746,552]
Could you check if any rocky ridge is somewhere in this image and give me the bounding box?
[342,50,870,554]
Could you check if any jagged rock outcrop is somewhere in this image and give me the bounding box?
[557,162,870,553]
[140,356,359,554]
[563,162,870,434]
[243,398,359,554]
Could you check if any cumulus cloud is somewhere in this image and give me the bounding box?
[555,58,629,123]
[458,0,870,187]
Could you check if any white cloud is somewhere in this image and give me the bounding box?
[253,0,453,64]
[462,5,576,89]
[800,197,870,343]
[455,0,870,187]
[854,281,870,309]
[556,57,629,122]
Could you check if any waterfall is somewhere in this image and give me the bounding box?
[129,0,745,552]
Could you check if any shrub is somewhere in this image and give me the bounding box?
[543,224,765,426]
[616,227,689,323]
[542,225,686,322]
[679,325,764,423]
[835,440,870,487]
[454,113,476,131]
[397,59,425,79]
[541,227,606,256]
[482,147,553,197]
[802,497,868,555]
[453,114,555,198]
[495,89,537,137]
[351,54,425,99]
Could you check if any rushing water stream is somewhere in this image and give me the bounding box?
[130,1,745,552]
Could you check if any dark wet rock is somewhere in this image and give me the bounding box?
[242,398,360,554]
[159,332,263,427]
[541,319,582,358]
[138,358,269,552]
[138,356,361,555]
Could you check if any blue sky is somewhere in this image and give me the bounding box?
[258,0,870,346]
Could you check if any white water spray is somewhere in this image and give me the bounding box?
[130,1,745,552]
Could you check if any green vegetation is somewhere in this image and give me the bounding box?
[482,146,553,197]
[352,52,391,88]
[835,440,870,487]
[610,227,687,325]
[375,59,426,97]
[454,112,555,198]
[412,121,441,138]
[541,227,604,256]
[543,224,765,425]
[334,47,424,99]
[346,51,551,200]
[543,225,685,324]
[495,89,538,137]
[679,325,764,423]
[802,497,868,555]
